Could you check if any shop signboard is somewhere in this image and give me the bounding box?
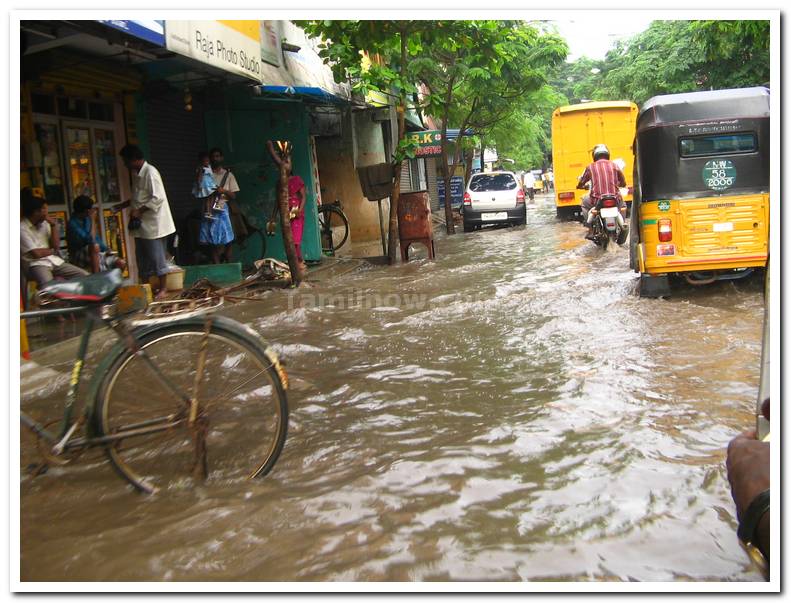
[98,20,166,46]
[437,175,465,208]
[408,130,444,158]
[260,21,282,67]
[165,20,265,83]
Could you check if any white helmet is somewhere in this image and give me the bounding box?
[592,144,610,161]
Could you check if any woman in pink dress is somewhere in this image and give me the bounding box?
[288,175,307,270]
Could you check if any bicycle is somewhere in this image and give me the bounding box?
[20,269,289,494]
[317,199,350,255]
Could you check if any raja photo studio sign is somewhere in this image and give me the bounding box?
[165,20,269,83]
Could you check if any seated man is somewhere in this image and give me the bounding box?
[577,144,627,239]
[66,195,127,274]
[21,190,88,288]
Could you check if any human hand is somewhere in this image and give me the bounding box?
[129,208,142,220]
[727,431,770,522]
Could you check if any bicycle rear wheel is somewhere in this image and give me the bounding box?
[94,317,288,493]
[318,205,350,253]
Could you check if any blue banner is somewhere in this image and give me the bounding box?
[98,20,165,47]
[437,176,465,208]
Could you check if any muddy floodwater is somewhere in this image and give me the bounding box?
[20,195,765,582]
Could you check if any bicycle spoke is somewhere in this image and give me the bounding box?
[199,367,270,411]
[190,319,213,423]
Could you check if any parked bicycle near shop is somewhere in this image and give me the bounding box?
[20,269,289,494]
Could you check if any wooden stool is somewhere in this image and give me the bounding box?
[400,238,436,262]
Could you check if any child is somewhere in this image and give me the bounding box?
[192,151,217,220]
[66,195,127,274]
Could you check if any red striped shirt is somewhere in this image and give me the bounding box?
[579,159,626,202]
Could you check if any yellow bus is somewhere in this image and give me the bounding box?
[551,101,638,219]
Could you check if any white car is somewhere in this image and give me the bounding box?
[461,171,527,232]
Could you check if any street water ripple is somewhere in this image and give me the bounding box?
[20,196,765,581]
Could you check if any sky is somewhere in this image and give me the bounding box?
[550,14,655,62]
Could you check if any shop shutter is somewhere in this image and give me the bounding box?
[416,158,427,190]
[426,158,440,211]
[144,89,207,226]
[399,160,412,193]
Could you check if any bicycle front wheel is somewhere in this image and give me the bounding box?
[318,205,350,252]
[94,317,288,493]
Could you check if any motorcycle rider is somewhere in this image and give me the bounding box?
[577,144,627,240]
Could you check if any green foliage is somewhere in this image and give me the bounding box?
[393,136,419,164]
[408,20,567,178]
[554,20,770,108]
[298,19,769,180]
[300,20,425,106]
[490,84,567,170]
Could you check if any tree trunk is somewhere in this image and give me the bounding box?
[439,76,456,235]
[386,30,410,265]
[464,147,474,187]
[267,140,302,286]
[440,139,455,235]
[387,109,405,264]
[480,137,485,172]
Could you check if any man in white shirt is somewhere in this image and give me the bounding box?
[21,191,88,288]
[114,145,176,300]
[522,171,536,200]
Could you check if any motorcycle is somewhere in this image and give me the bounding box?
[589,195,628,250]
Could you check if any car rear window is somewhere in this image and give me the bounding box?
[469,174,517,192]
[679,133,757,157]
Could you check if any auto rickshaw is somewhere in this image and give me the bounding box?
[630,87,770,297]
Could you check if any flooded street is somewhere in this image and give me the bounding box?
[20,194,765,582]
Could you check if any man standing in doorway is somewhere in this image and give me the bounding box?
[207,147,239,263]
[115,145,176,300]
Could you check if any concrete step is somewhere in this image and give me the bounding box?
[183,263,242,287]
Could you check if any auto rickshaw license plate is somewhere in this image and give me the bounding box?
[713,222,734,232]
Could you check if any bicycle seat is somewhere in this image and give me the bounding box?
[39,269,123,303]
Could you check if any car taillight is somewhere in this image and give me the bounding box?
[463,192,471,206]
[558,192,575,200]
[602,199,617,208]
[516,189,525,204]
[658,218,672,242]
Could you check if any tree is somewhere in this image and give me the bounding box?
[301,20,424,264]
[489,84,567,171]
[563,20,771,107]
[412,21,567,233]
